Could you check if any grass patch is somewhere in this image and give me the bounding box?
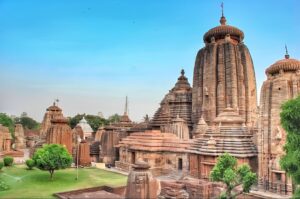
[0,165,127,198]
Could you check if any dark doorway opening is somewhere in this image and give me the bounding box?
[178,158,183,170]
[131,152,135,164]
[115,149,120,161]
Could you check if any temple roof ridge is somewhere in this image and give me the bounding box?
[265,48,300,75]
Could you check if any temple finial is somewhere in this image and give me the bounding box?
[181,69,185,76]
[219,2,226,25]
[53,98,59,106]
[221,2,224,17]
[285,44,290,59]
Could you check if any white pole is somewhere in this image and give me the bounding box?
[76,136,81,180]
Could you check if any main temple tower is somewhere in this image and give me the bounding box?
[192,11,257,126]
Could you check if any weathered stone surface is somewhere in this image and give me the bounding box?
[0,124,11,152]
[95,126,105,142]
[158,178,222,199]
[125,159,159,199]
[192,15,257,127]
[40,102,63,137]
[165,115,190,140]
[78,140,91,166]
[257,53,300,195]
[14,124,25,149]
[151,70,193,136]
[99,103,134,165]
[115,130,191,175]
[46,116,73,155]
[188,107,257,179]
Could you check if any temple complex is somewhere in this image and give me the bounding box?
[192,12,257,127]
[151,70,193,136]
[116,130,191,176]
[2,5,297,199]
[257,49,300,195]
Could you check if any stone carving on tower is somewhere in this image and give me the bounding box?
[192,10,257,126]
[257,48,300,195]
[151,69,193,136]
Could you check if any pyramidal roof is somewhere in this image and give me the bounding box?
[78,117,94,133]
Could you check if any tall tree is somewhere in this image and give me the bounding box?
[32,144,73,180]
[15,116,40,130]
[210,153,257,199]
[108,113,121,123]
[280,95,300,198]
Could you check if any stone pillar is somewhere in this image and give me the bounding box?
[125,159,159,199]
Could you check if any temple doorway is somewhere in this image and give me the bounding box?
[178,158,183,170]
[115,149,120,161]
[131,152,135,164]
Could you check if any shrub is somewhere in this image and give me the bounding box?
[25,159,35,170]
[0,179,9,191]
[0,162,3,170]
[3,156,13,166]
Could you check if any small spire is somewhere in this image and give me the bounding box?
[181,69,185,76]
[124,96,128,115]
[285,44,290,59]
[220,2,226,25]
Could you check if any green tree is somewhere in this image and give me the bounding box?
[108,113,121,123]
[85,115,108,131]
[69,114,108,131]
[210,153,257,199]
[32,144,73,180]
[280,95,300,198]
[15,116,40,130]
[0,113,14,134]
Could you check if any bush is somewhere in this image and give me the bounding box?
[0,162,3,170]
[25,159,35,170]
[0,179,9,191]
[3,156,13,166]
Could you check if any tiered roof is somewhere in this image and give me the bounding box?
[203,15,244,43]
[151,70,192,129]
[266,51,300,75]
[188,108,257,157]
[116,130,191,152]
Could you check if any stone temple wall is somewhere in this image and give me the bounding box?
[258,57,300,195]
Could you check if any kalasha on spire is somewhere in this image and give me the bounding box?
[203,3,244,43]
[265,46,300,75]
[193,5,257,126]
[220,2,226,25]
[285,44,290,59]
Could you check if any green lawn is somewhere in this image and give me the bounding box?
[0,165,127,198]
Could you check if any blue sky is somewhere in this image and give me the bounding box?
[0,0,299,122]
